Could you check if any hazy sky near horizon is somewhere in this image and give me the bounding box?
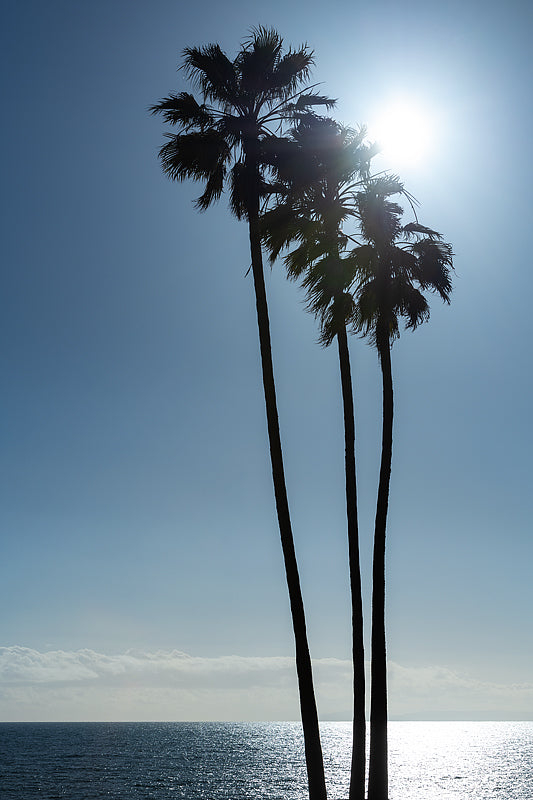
[1,0,532,722]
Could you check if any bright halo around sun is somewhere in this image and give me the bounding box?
[369,99,433,167]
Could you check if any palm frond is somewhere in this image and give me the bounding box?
[229,161,250,220]
[196,162,227,210]
[237,28,284,103]
[285,235,328,279]
[410,239,454,301]
[261,203,304,261]
[393,280,430,330]
[303,253,354,301]
[242,25,284,57]
[158,130,230,186]
[150,92,214,130]
[259,134,300,181]
[269,49,315,98]
[215,113,245,150]
[314,292,357,346]
[356,193,404,245]
[361,174,404,197]
[352,279,382,344]
[284,92,336,113]
[402,222,441,240]
[345,245,378,282]
[389,245,418,279]
[182,44,238,105]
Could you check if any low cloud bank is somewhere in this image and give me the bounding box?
[1,646,531,722]
[0,647,302,688]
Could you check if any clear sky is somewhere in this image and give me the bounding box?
[1,0,532,722]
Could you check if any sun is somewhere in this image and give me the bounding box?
[369,99,433,167]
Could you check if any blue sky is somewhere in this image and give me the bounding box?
[1,0,532,721]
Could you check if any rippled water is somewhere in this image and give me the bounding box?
[0,721,531,799]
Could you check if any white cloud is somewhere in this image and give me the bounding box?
[0,646,531,722]
[388,661,533,719]
[0,647,303,688]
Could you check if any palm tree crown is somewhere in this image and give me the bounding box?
[151,27,334,218]
[262,116,375,344]
[351,176,453,346]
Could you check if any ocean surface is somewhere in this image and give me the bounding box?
[0,721,532,799]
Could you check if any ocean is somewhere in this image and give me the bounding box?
[0,721,532,799]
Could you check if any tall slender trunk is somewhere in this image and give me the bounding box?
[337,324,366,800]
[247,176,327,800]
[367,329,393,800]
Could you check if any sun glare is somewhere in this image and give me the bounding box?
[369,99,433,167]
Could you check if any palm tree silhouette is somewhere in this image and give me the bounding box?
[350,177,453,800]
[262,116,375,800]
[150,28,334,800]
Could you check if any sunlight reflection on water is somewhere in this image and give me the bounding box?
[320,721,533,799]
[387,721,532,800]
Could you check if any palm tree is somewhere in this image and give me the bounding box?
[350,177,453,800]
[150,28,334,800]
[262,116,374,800]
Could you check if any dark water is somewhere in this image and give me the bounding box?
[1,721,532,799]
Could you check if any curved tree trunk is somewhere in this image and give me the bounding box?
[367,329,393,800]
[337,324,366,800]
[246,172,327,800]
